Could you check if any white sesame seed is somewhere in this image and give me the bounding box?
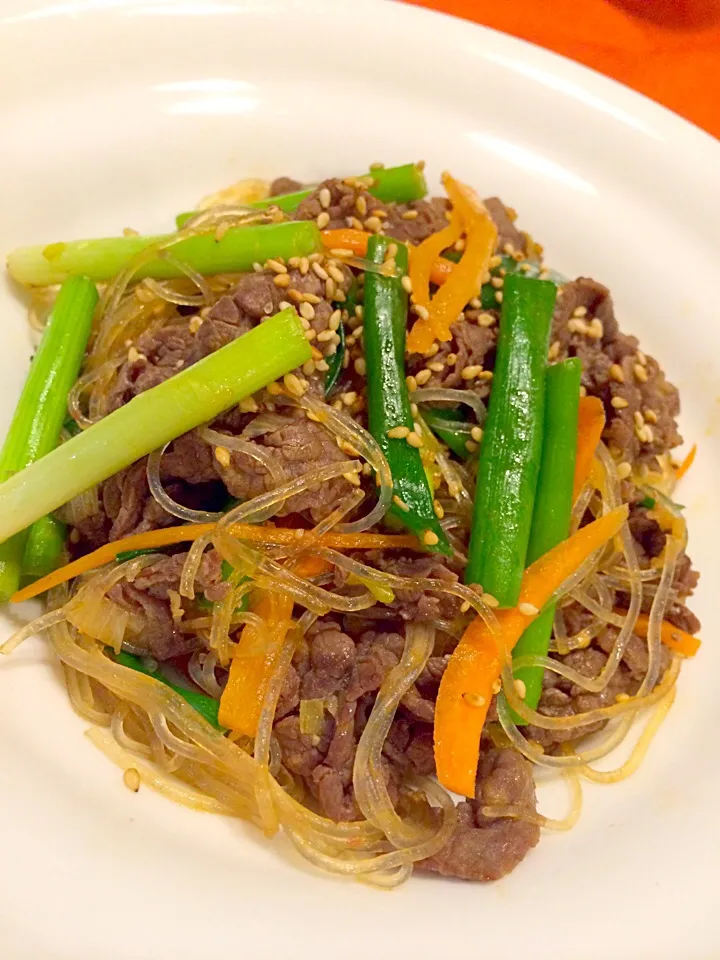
[462,692,486,708]
[611,396,629,409]
[406,431,423,448]
[609,363,624,383]
[214,446,231,468]
[265,258,287,274]
[392,494,411,512]
[318,187,332,209]
[316,211,330,229]
[483,594,499,608]
[634,363,648,383]
[460,600,471,613]
[518,602,539,617]
[471,426,484,443]
[414,304,430,321]
[283,373,307,397]
[415,369,432,386]
[123,768,141,792]
[364,216,383,234]
[299,301,315,321]
[514,679,527,698]
[461,365,483,381]
[422,529,439,546]
[312,262,329,281]
[465,440,478,453]
[433,499,445,520]
[401,275,413,294]
[617,461,632,479]
[354,357,367,376]
[388,425,410,439]
[572,305,588,318]
[406,375,418,392]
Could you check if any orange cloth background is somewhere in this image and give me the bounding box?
[404,0,720,138]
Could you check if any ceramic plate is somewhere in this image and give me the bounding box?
[0,1,718,957]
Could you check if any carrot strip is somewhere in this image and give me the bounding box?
[674,443,697,482]
[434,504,628,798]
[10,525,419,604]
[218,555,328,735]
[572,395,606,501]
[615,609,701,658]
[407,173,497,354]
[320,228,455,290]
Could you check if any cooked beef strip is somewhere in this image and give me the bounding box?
[419,748,540,881]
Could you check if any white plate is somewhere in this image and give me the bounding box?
[0,1,718,957]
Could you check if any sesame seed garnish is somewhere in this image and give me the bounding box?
[406,431,423,448]
[634,363,648,383]
[427,362,445,372]
[617,461,632,480]
[414,304,430,321]
[611,396,629,409]
[316,211,330,229]
[127,346,145,363]
[318,187,331,209]
[415,369,432,386]
[328,265,345,285]
[123,768,141,792]
[644,409,658,424]
[354,304,364,320]
[491,678,502,694]
[238,395,259,413]
[615,692,631,703]
[633,410,645,429]
[454,238,466,253]
[354,357,367,376]
[609,363,624,383]
[406,375,418,392]
[513,679,527,698]
[572,305,588,318]
[214,446,231,467]
[461,365,483,380]
[471,426,484,443]
[273,273,290,288]
[636,350,647,366]
[401,209,419,220]
[346,215,364,231]
[478,313,496,328]
[283,373,307,397]
[252,262,263,273]
[355,195,368,217]
[422,530,439,546]
[329,309,342,331]
[433,499,445,519]
[304,329,316,341]
[401,275,413,294]
[302,359,316,376]
[548,340,560,361]
[423,342,440,357]
[491,276,504,289]
[460,600,471,613]
[265,258,287,274]
[299,301,315,321]
[579,385,587,396]
[317,329,336,343]
[315,359,329,372]
[364,216,383,234]
[587,318,603,339]
[188,315,203,334]
[410,403,419,417]
[446,353,458,365]
[388,425,410,439]
[483,594,499,608]
[465,440,478,453]
[325,277,336,299]
[462,692,486,708]
[393,494,411,512]
[518,602,539,617]
[495,291,503,303]
[312,262,329,281]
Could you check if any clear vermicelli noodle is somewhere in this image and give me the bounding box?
[0,163,701,886]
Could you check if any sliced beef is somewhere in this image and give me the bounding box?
[299,621,357,699]
[419,748,540,881]
[483,196,528,255]
[384,198,450,245]
[551,278,682,464]
[102,460,176,541]
[270,176,303,196]
[408,317,497,392]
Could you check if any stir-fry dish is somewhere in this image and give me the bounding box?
[0,164,701,885]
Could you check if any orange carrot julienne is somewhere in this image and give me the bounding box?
[10,524,419,604]
[434,504,628,798]
[218,555,328,735]
[615,609,701,658]
[674,443,697,482]
[407,173,497,354]
[572,395,606,502]
[320,228,455,289]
